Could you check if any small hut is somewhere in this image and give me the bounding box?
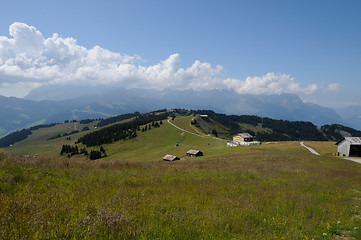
[163,154,180,161]
[187,149,203,157]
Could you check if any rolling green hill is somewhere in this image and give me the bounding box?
[3,108,361,161]
[6,113,239,162]
[1,110,361,239]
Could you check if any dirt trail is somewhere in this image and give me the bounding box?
[167,119,225,141]
[167,119,206,138]
[300,142,320,156]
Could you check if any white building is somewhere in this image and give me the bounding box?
[336,137,361,157]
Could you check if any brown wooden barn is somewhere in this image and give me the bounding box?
[187,149,203,157]
[163,154,180,161]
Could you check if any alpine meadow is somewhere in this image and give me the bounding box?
[1,110,361,239]
[1,1,361,239]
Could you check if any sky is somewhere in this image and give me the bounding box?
[0,0,360,108]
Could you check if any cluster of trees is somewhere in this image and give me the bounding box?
[60,144,107,160]
[321,124,361,141]
[212,129,218,137]
[141,121,162,132]
[77,113,169,147]
[29,123,58,131]
[64,120,78,123]
[81,126,90,131]
[60,144,81,156]
[79,119,99,124]
[89,146,107,160]
[96,112,141,128]
[48,130,79,141]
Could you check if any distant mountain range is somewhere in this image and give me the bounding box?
[0,85,359,138]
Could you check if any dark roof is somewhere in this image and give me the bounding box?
[237,133,253,138]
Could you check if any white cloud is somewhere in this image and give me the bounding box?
[0,22,224,95]
[223,73,318,95]
[325,83,340,92]
[0,22,329,98]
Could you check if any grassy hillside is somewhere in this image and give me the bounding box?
[1,140,360,239]
[6,116,229,161]
[1,113,361,238]
[9,121,99,157]
[2,115,343,162]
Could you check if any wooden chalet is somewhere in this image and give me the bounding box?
[233,133,254,142]
[163,154,180,161]
[187,149,203,157]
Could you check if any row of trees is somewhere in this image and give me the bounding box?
[48,130,79,141]
[96,112,141,127]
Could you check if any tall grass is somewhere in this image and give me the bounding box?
[1,142,360,239]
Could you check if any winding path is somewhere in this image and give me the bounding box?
[300,142,320,156]
[167,119,225,141]
[167,119,206,138]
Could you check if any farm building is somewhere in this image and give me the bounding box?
[233,133,254,142]
[163,154,180,161]
[233,133,261,146]
[187,149,203,157]
[336,137,361,157]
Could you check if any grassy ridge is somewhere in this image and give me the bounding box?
[1,142,360,239]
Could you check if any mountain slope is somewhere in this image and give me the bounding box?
[4,109,361,161]
[0,87,352,138]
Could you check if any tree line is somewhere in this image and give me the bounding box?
[0,122,58,147]
[96,112,141,128]
[76,113,168,147]
[190,109,361,141]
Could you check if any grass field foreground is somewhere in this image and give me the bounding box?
[1,140,360,239]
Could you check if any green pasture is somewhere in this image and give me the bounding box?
[1,140,360,239]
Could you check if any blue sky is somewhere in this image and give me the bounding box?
[0,0,360,107]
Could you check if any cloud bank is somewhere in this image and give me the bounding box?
[0,22,333,97]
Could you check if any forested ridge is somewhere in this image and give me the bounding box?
[76,112,168,147]
[191,110,361,141]
[0,123,58,147]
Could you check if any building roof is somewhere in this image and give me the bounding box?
[236,133,253,138]
[336,137,361,145]
[163,154,179,161]
[187,149,202,155]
